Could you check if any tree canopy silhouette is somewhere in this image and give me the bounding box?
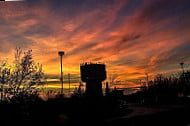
[0,47,45,95]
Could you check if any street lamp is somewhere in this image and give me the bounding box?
[180,62,184,74]
[58,51,64,95]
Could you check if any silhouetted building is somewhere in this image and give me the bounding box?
[105,82,110,96]
[80,63,106,97]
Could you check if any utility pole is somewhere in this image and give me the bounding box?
[139,79,142,85]
[68,73,71,93]
[58,51,64,95]
[145,73,149,87]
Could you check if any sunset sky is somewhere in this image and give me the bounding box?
[0,0,190,87]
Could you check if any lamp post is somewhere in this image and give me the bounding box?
[180,62,184,74]
[58,51,64,95]
[180,62,185,82]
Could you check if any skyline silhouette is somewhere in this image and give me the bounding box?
[0,49,190,126]
[1,1,190,126]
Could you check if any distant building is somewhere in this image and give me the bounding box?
[105,82,110,96]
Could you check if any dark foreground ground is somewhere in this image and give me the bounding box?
[106,103,190,126]
[0,97,190,126]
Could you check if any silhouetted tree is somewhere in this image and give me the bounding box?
[138,70,190,104]
[180,71,190,96]
[0,47,45,96]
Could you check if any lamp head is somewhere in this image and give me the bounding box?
[180,62,184,66]
[58,51,64,56]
